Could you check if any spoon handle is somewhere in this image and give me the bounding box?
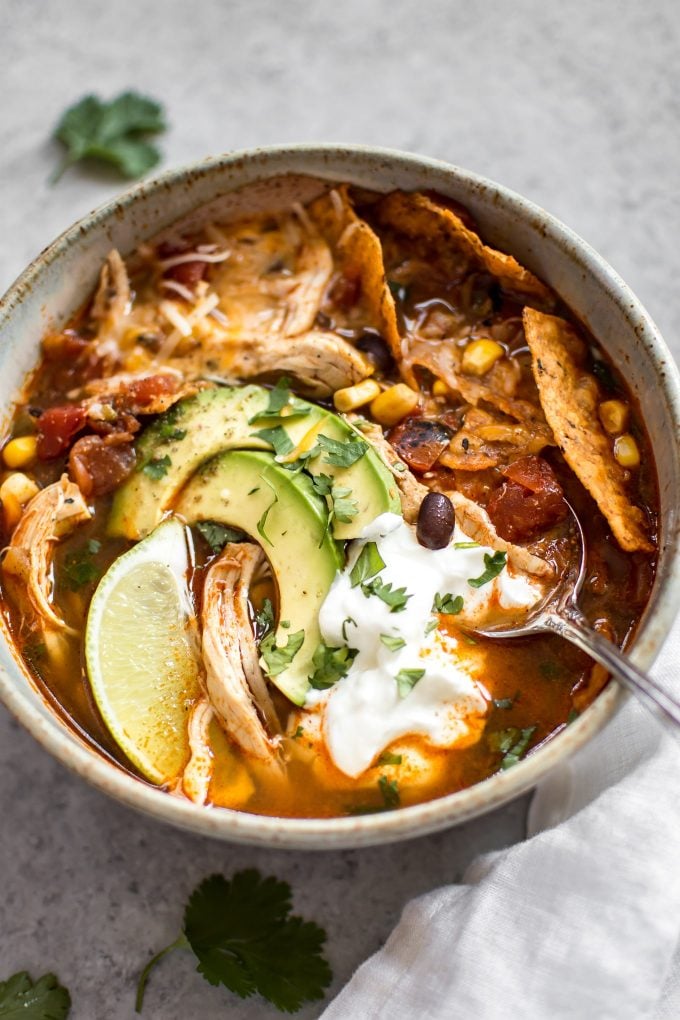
[545,611,680,732]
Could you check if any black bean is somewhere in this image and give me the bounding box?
[356,332,394,374]
[417,492,455,550]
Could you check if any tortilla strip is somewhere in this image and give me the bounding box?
[309,186,401,356]
[523,308,653,553]
[373,191,553,303]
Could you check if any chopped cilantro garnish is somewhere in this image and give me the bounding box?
[395,667,425,698]
[254,598,275,638]
[380,634,406,652]
[292,724,305,739]
[248,378,311,423]
[488,725,537,769]
[567,708,580,725]
[141,454,172,480]
[433,593,464,615]
[315,433,368,467]
[453,540,479,549]
[378,775,400,808]
[135,869,331,1014]
[158,422,187,442]
[467,551,507,588]
[349,541,385,587]
[539,660,562,681]
[308,642,358,690]
[424,617,439,636]
[61,538,101,591]
[310,473,333,497]
[493,697,514,710]
[330,485,358,524]
[0,970,71,1019]
[260,629,305,676]
[377,751,403,766]
[341,616,357,642]
[196,521,246,553]
[256,478,279,546]
[361,577,411,613]
[251,425,294,458]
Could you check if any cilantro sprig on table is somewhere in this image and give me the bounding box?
[136,870,332,1014]
[52,91,166,183]
[0,970,71,1019]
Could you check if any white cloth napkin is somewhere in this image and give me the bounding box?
[322,616,680,1020]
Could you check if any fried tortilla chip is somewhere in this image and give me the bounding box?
[309,186,401,356]
[523,308,653,553]
[449,491,554,578]
[373,191,553,303]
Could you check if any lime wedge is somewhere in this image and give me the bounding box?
[85,517,203,785]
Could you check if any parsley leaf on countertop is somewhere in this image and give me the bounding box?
[52,91,166,183]
[0,970,71,1019]
[135,870,332,1014]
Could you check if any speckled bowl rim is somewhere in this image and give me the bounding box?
[1,144,679,849]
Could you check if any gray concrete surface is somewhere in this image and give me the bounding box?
[0,1,678,1016]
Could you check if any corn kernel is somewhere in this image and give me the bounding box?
[2,435,38,469]
[461,339,504,376]
[122,348,151,372]
[370,384,420,427]
[432,380,449,397]
[599,399,629,436]
[333,379,381,413]
[0,472,39,529]
[613,433,640,468]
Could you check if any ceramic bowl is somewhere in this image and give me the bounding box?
[1,145,678,849]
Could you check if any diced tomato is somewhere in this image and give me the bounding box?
[124,373,179,411]
[36,404,88,459]
[388,418,453,473]
[68,436,136,497]
[487,455,568,542]
[158,241,208,289]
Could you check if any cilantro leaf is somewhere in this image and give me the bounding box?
[330,485,358,524]
[341,616,357,642]
[52,91,166,183]
[377,751,402,766]
[141,454,171,480]
[315,434,368,467]
[433,593,464,615]
[256,479,279,546]
[467,551,507,588]
[251,426,294,458]
[61,538,101,592]
[308,642,357,690]
[158,422,187,442]
[136,870,331,1015]
[453,541,479,549]
[424,618,439,636]
[260,629,305,676]
[378,775,400,808]
[310,473,334,497]
[380,634,406,652]
[361,577,411,613]
[248,379,310,423]
[395,667,425,698]
[0,970,71,1019]
[195,521,246,553]
[488,725,537,769]
[254,598,275,639]
[349,542,385,587]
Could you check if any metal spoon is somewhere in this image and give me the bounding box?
[471,504,680,731]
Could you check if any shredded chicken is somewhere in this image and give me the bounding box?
[201,543,280,761]
[354,418,428,522]
[90,249,131,345]
[2,476,92,635]
[181,697,215,806]
[199,330,374,398]
[449,491,553,578]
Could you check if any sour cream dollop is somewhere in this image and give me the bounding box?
[313,513,543,777]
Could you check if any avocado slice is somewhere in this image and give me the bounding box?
[108,384,400,541]
[175,449,343,705]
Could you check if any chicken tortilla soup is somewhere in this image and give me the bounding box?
[0,180,657,817]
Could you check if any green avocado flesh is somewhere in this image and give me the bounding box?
[108,384,400,541]
[175,450,343,704]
